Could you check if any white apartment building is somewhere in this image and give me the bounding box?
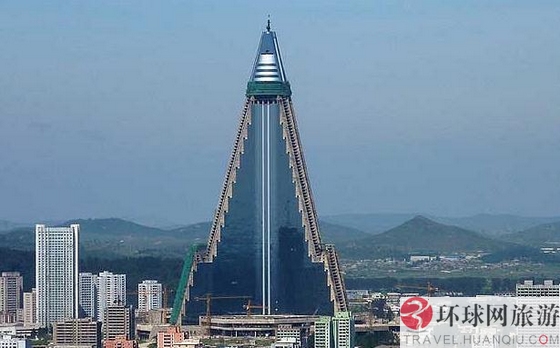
[78,273,97,319]
[137,280,162,312]
[96,271,126,322]
[0,335,30,348]
[332,312,354,348]
[22,289,36,326]
[314,312,355,348]
[314,317,331,348]
[35,224,79,327]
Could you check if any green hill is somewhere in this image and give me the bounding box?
[0,218,201,258]
[67,218,164,238]
[504,221,560,247]
[338,216,513,259]
[323,213,560,236]
[0,220,28,232]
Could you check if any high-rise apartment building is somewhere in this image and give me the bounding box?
[0,272,23,324]
[22,289,36,326]
[35,224,79,327]
[96,271,126,322]
[138,280,162,312]
[53,318,102,348]
[314,317,331,348]
[314,312,354,348]
[332,312,354,348]
[79,273,98,319]
[102,306,134,341]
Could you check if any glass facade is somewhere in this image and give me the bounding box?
[182,27,342,323]
[185,99,332,321]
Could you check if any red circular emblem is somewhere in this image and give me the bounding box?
[401,297,433,330]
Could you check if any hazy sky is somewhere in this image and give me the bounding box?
[1,1,559,225]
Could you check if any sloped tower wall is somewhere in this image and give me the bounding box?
[182,24,347,322]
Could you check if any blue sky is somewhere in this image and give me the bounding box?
[1,1,559,225]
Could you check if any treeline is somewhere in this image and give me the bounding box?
[480,246,558,263]
[345,277,535,295]
[0,248,184,295]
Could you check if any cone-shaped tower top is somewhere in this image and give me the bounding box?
[250,20,287,83]
[246,19,291,97]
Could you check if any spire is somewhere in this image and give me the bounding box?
[246,21,291,97]
[266,15,271,32]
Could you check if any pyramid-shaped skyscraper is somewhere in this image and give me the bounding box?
[180,23,348,321]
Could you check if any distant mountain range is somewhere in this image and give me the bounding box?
[0,218,214,259]
[1,214,558,261]
[431,214,560,236]
[336,216,520,260]
[323,213,560,236]
[505,221,560,247]
[0,217,367,258]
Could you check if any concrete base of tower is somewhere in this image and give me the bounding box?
[198,314,318,338]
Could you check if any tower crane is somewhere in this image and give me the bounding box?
[243,299,267,316]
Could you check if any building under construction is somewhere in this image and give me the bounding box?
[172,21,348,324]
[199,314,318,339]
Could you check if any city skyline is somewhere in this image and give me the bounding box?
[1,2,559,225]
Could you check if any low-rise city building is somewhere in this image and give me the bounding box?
[272,337,299,348]
[103,335,137,348]
[0,272,23,324]
[171,338,201,348]
[0,335,30,348]
[275,325,301,346]
[53,318,101,348]
[516,279,559,297]
[157,326,187,348]
[102,306,134,341]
